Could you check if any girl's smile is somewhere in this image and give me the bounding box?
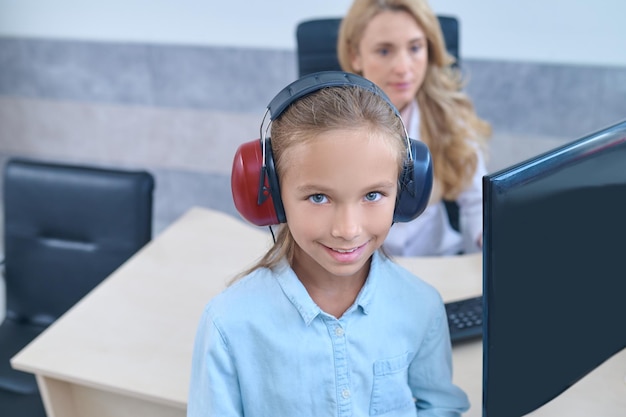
[323,241,370,264]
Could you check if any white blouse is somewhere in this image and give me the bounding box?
[384,101,485,257]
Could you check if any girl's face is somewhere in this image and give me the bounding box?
[351,9,428,112]
[280,127,399,283]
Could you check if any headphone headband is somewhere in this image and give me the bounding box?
[267,71,401,120]
[262,71,411,165]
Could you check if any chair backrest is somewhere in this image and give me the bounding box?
[437,15,459,66]
[3,158,154,325]
[296,15,460,77]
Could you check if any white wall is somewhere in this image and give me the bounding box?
[430,0,625,67]
[0,0,624,67]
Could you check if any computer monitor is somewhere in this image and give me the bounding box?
[482,119,626,416]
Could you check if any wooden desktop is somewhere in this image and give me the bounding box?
[11,207,626,416]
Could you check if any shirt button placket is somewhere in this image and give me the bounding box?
[332,323,351,416]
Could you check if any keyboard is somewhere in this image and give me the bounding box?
[445,295,483,343]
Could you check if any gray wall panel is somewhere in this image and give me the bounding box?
[1,36,625,241]
[463,60,626,139]
[0,37,298,111]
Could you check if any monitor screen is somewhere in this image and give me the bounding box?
[482,119,626,416]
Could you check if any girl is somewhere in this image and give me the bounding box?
[187,72,469,416]
[338,0,492,256]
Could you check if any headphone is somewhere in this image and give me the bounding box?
[231,71,433,227]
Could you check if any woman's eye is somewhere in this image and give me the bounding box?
[365,192,382,202]
[410,44,423,54]
[309,194,328,204]
[377,47,390,57]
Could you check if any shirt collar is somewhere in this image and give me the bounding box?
[273,251,386,324]
[353,250,384,315]
[274,260,321,325]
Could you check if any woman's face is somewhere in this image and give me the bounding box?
[351,9,428,112]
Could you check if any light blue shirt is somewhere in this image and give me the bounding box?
[187,251,469,417]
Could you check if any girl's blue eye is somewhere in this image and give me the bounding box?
[309,194,328,204]
[365,192,382,202]
[377,47,390,56]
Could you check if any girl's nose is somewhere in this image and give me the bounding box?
[331,205,362,241]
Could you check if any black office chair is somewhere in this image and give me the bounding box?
[0,158,155,416]
[295,16,461,231]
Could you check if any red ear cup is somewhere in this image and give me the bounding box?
[231,140,280,226]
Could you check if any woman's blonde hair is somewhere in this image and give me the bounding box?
[338,0,491,199]
[234,85,406,281]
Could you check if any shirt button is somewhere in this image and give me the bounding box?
[335,327,344,337]
[342,388,351,399]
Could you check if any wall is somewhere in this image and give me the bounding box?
[1,0,625,67]
[430,0,626,68]
[0,0,625,239]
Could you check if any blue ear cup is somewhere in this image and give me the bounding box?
[394,139,433,223]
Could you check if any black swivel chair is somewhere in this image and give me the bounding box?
[295,16,461,231]
[0,158,155,416]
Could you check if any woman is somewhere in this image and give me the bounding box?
[338,0,491,256]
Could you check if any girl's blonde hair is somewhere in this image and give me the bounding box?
[338,0,491,199]
[234,85,406,280]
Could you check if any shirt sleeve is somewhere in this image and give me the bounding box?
[457,147,487,254]
[187,305,243,417]
[407,301,470,416]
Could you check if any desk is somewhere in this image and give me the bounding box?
[11,207,626,417]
